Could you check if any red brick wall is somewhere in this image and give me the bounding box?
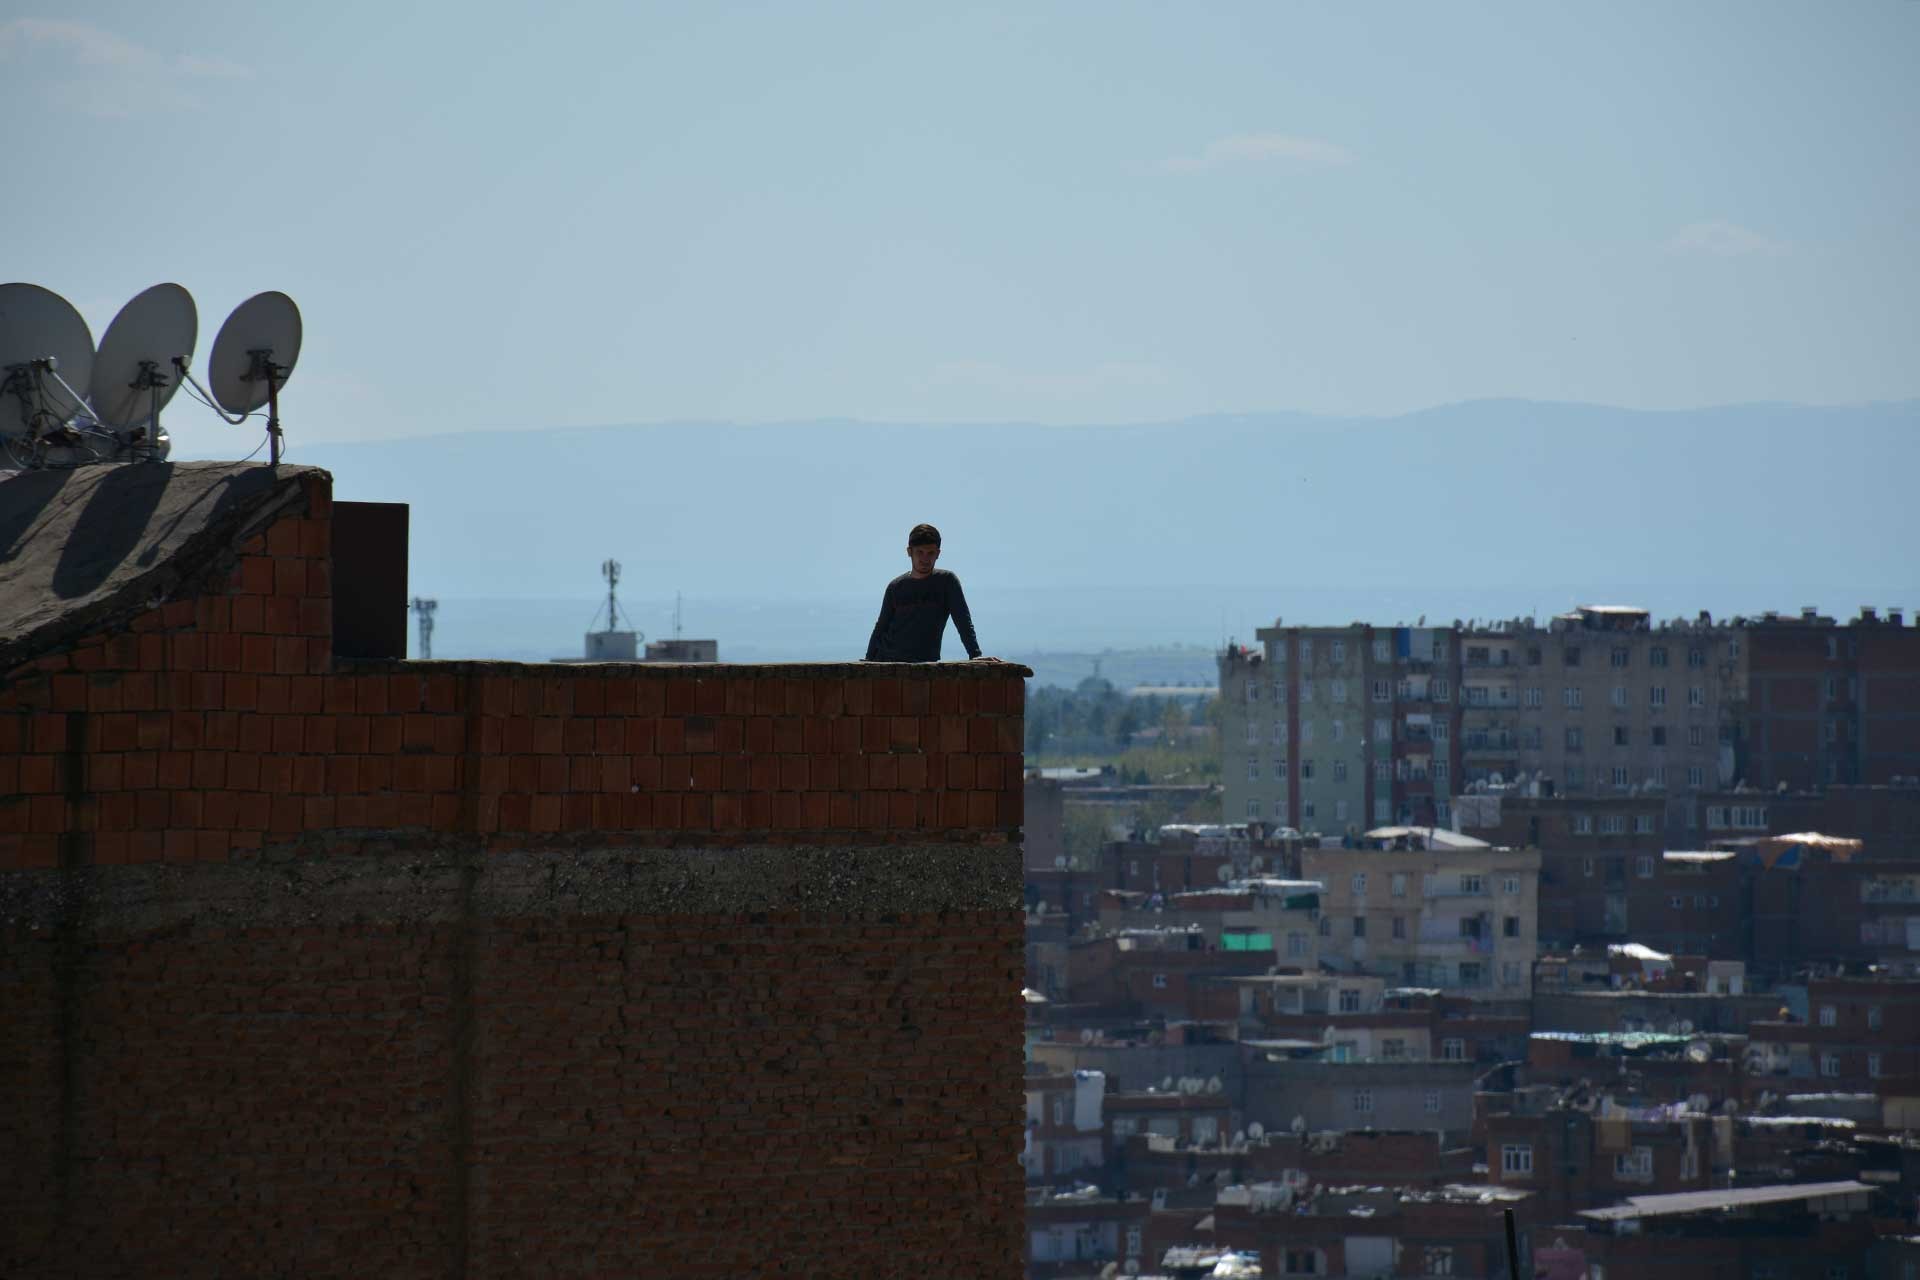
[1,468,1028,1277]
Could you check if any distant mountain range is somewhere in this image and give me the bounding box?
[176,400,1918,672]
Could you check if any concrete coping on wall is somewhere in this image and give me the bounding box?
[337,658,1034,679]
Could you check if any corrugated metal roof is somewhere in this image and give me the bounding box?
[1577,1180,1872,1221]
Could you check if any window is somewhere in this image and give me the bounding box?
[1501,1143,1534,1175]
[1614,725,1630,746]
[1273,721,1289,746]
[1299,638,1313,662]
[1610,647,1630,669]
[1688,647,1705,668]
[1523,686,1542,708]
[1246,721,1260,745]
[1610,685,1629,709]
[1299,680,1314,704]
[1333,760,1348,783]
[1611,766,1629,787]
[1565,646,1582,667]
[1332,719,1345,742]
[1869,1053,1883,1078]
[1442,1038,1466,1061]
[1649,685,1668,708]
[1246,680,1261,703]
[1567,764,1586,789]
[1636,855,1655,878]
[1819,1004,1837,1027]
[1432,678,1452,701]
[1152,973,1168,989]
[1392,915,1406,940]
[1352,1089,1373,1115]
[1375,760,1392,782]
[1458,962,1483,987]
[1566,727,1584,750]
[1601,814,1627,834]
[1374,717,1391,741]
[1287,931,1307,958]
[1301,722,1314,744]
[1319,915,1331,937]
[1248,759,1260,781]
[1504,915,1520,938]
[1564,687,1583,710]
[1331,679,1347,704]
[1649,765,1666,787]
[1126,1226,1142,1258]
[1352,873,1368,895]
[1335,799,1349,822]
[1728,636,1740,658]
[1302,799,1315,820]
[1247,800,1261,819]
[1330,640,1345,664]
[1274,757,1288,779]
[1574,814,1594,835]
[1526,646,1542,666]
[1688,685,1705,708]
[1432,718,1449,742]
[1391,872,1407,898]
[1351,915,1366,938]
[1461,874,1484,894]
[1339,988,1362,1012]
[1374,638,1391,663]
[1687,724,1704,747]
[1467,685,1489,706]
[1373,679,1391,703]
[1424,1089,1442,1114]
[1650,726,1666,746]
[1869,1005,1883,1030]
[1634,814,1655,834]
[1285,1249,1320,1276]
[1301,758,1315,779]
[1381,1037,1405,1060]
[1053,1097,1067,1126]
[1650,646,1669,668]
[1687,765,1704,788]
[1432,637,1447,660]
[1821,1051,1841,1078]
[1669,894,1684,909]
[1583,855,1595,877]
[1502,961,1521,986]
[1502,875,1519,896]
[1614,1147,1652,1179]
[1432,760,1449,785]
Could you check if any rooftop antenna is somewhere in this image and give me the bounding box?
[0,283,100,468]
[411,596,438,660]
[599,559,635,633]
[91,283,197,462]
[673,590,683,640]
[183,291,302,464]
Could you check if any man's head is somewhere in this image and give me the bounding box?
[906,523,941,577]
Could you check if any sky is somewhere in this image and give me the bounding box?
[4,2,1917,444]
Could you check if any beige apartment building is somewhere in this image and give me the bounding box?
[1302,833,1541,1001]
[1220,622,1462,836]
[1471,606,1745,840]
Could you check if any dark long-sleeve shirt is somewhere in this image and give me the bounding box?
[865,569,981,662]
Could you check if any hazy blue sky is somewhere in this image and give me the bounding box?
[5,2,1916,443]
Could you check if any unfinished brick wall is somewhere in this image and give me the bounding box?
[0,464,1027,1278]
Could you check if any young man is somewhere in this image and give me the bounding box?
[864,523,994,662]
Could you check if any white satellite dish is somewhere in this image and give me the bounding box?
[205,290,301,463]
[0,283,98,466]
[1205,1075,1223,1094]
[1160,1076,1174,1093]
[1290,1114,1306,1135]
[90,284,196,454]
[1216,864,1233,883]
[1247,1121,1265,1140]
[1080,1028,1096,1044]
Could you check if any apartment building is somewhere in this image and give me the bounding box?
[1741,605,1920,789]
[1487,606,1743,841]
[1219,622,1463,835]
[1302,831,1541,1000]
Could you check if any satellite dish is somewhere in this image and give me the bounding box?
[1080,1028,1095,1044]
[1247,1121,1264,1140]
[1290,1114,1306,1135]
[1686,1041,1712,1064]
[1216,864,1232,883]
[0,283,97,464]
[1160,1076,1174,1093]
[1205,1075,1223,1094]
[206,291,301,463]
[91,284,196,448]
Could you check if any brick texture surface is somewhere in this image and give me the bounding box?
[0,469,1028,1277]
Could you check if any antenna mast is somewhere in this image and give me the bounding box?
[673,590,683,640]
[411,596,438,660]
[601,559,622,635]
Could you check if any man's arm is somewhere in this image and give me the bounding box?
[865,581,895,661]
[945,573,982,660]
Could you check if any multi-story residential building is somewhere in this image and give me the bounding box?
[1456,789,1668,946]
[1497,606,1743,841]
[1094,881,1323,970]
[1744,975,1920,1104]
[1302,830,1541,1000]
[1218,622,1463,836]
[1740,605,1920,789]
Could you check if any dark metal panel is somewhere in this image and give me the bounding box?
[331,501,408,661]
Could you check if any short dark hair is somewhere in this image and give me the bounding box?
[908,523,941,547]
